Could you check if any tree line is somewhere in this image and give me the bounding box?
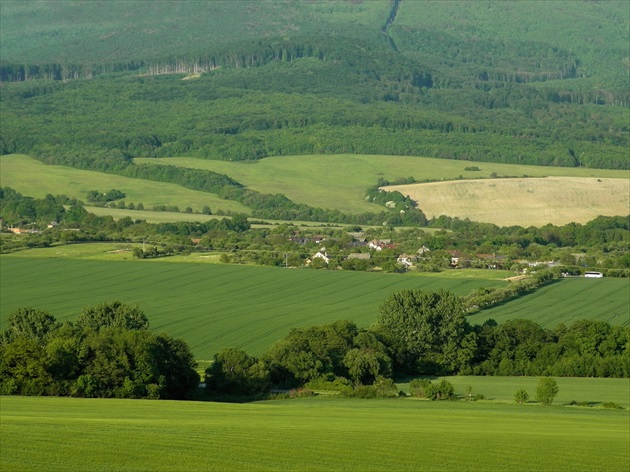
[205,289,629,398]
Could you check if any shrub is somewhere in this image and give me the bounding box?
[515,389,529,404]
[409,378,432,398]
[424,379,455,400]
[602,402,621,409]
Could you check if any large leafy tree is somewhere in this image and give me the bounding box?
[76,301,149,332]
[374,289,472,374]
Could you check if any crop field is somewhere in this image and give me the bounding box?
[0,254,508,359]
[0,154,249,214]
[386,177,630,226]
[1,395,628,472]
[135,155,629,216]
[468,278,630,328]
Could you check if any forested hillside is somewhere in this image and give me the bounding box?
[0,0,628,174]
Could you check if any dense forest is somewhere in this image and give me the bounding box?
[1,1,628,172]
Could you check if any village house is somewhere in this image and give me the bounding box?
[368,239,396,251]
[397,254,416,267]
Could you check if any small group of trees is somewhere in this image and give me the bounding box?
[86,189,125,203]
[0,302,199,399]
[515,377,559,405]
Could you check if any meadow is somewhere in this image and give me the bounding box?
[3,154,628,226]
[1,394,628,472]
[0,154,249,215]
[135,155,629,218]
[0,253,508,359]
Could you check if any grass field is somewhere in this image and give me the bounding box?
[135,154,629,217]
[468,278,630,328]
[386,177,630,226]
[0,154,250,214]
[1,394,628,472]
[397,376,630,408]
[3,154,628,226]
[0,253,508,359]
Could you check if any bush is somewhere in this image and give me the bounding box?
[602,402,622,409]
[515,389,529,404]
[424,379,455,400]
[409,378,432,398]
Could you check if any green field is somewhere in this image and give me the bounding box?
[1,395,628,472]
[398,376,630,408]
[2,154,627,220]
[0,154,250,215]
[468,278,630,328]
[135,155,629,215]
[0,254,508,359]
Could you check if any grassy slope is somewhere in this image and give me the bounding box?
[398,376,630,407]
[0,154,250,214]
[136,154,629,216]
[6,153,628,223]
[386,177,630,226]
[468,278,630,328]
[0,254,507,359]
[1,395,628,472]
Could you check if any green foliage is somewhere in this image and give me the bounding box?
[515,389,529,404]
[1,307,59,345]
[0,305,198,399]
[76,301,149,332]
[408,378,432,398]
[205,348,269,396]
[424,379,455,401]
[375,289,470,373]
[536,377,560,405]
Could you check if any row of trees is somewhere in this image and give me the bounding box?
[0,302,199,399]
[204,289,629,398]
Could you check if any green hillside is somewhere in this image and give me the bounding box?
[1,1,628,175]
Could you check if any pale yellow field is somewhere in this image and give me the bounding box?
[386,177,630,226]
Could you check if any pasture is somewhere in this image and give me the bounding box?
[0,254,507,359]
[135,154,628,217]
[468,277,630,328]
[386,177,630,226]
[1,395,628,472]
[0,154,249,215]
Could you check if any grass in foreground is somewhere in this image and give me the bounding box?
[1,395,628,472]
